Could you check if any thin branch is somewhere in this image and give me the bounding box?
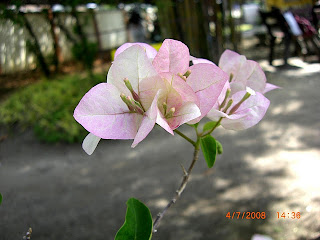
[174,129,196,147]
[153,143,200,232]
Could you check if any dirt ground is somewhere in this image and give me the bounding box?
[1,38,320,240]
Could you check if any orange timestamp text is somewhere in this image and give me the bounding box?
[225,211,266,219]
[277,212,301,219]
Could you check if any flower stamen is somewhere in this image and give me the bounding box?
[177,73,187,81]
[165,107,175,118]
[162,102,168,115]
[124,78,140,102]
[219,88,231,110]
[229,87,255,115]
[183,70,191,78]
[120,94,144,114]
[222,99,233,113]
[229,73,234,82]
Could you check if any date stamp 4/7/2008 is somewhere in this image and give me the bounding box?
[226,212,266,219]
[225,211,301,220]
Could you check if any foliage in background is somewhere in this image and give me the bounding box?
[72,42,98,75]
[0,74,104,143]
[0,1,51,77]
[64,0,98,75]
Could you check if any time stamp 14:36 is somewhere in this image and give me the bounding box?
[225,211,301,219]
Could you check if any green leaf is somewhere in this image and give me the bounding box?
[186,123,199,128]
[216,140,223,154]
[200,135,217,168]
[115,198,153,240]
[203,121,218,132]
[0,193,2,205]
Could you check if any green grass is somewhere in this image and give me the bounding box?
[0,74,105,143]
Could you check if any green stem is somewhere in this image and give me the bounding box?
[200,117,223,137]
[174,129,196,147]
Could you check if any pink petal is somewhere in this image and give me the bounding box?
[243,60,266,93]
[190,56,216,66]
[82,133,101,155]
[167,102,201,130]
[187,63,228,123]
[153,39,190,74]
[206,108,229,122]
[219,49,246,77]
[114,42,157,60]
[161,72,199,108]
[216,81,231,106]
[156,112,174,135]
[107,45,159,97]
[263,83,280,94]
[219,50,267,93]
[139,75,166,110]
[230,81,245,95]
[74,83,143,139]
[221,91,270,130]
[131,91,161,147]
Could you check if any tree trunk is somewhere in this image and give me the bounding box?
[56,15,78,44]
[71,6,87,48]
[212,0,224,58]
[20,12,50,77]
[227,0,238,51]
[90,9,102,54]
[197,0,211,60]
[47,6,61,73]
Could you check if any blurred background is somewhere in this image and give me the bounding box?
[0,0,320,240]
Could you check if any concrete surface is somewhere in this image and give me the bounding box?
[1,43,320,240]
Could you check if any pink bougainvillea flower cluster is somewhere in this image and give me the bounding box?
[206,50,279,130]
[74,39,277,154]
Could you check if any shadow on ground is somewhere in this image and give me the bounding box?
[0,40,320,240]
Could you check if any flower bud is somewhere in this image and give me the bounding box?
[216,140,223,154]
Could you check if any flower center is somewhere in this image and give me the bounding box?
[120,78,145,114]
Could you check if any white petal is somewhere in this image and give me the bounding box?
[82,133,101,155]
[108,45,159,96]
[114,43,157,60]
